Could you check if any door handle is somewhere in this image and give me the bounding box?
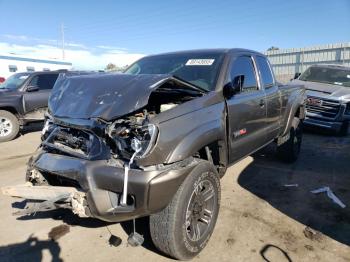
[259,99,265,107]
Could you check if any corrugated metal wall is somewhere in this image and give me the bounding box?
[265,42,350,83]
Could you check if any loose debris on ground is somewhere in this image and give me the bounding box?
[48,224,70,241]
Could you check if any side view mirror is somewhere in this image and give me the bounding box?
[26,85,39,92]
[223,75,244,99]
[293,73,301,80]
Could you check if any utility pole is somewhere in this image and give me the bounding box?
[61,23,65,60]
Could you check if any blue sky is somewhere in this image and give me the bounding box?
[0,0,349,69]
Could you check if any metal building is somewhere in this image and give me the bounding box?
[0,54,72,79]
[265,42,350,83]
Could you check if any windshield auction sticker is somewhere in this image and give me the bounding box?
[186,59,215,66]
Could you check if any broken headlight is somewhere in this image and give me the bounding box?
[131,124,158,157]
[41,118,55,141]
[108,122,158,159]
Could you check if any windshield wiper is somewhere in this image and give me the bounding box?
[172,75,208,94]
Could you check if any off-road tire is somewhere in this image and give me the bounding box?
[150,160,220,260]
[0,110,19,142]
[277,118,302,163]
[338,121,349,136]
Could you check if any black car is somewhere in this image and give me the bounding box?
[0,70,94,142]
[0,71,60,142]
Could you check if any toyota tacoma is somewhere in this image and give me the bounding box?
[2,49,305,260]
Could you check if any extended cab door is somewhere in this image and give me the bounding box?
[23,73,59,119]
[255,55,281,140]
[226,55,267,163]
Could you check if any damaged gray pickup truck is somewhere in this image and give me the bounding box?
[2,49,305,260]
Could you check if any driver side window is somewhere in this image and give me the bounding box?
[29,74,59,90]
[230,56,258,93]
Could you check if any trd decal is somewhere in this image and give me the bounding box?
[233,128,247,138]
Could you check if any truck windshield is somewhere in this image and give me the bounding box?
[0,73,30,90]
[124,52,225,91]
[299,66,350,87]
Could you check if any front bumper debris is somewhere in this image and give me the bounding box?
[1,183,88,217]
[2,153,196,222]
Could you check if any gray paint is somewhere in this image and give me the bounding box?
[22,48,305,222]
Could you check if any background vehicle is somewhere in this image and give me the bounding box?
[0,71,60,142]
[291,64,350,135]
[3,49,305,260]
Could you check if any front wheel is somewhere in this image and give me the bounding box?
[277,118,303,163]
[150,161,220,260]
[0,110,19,142]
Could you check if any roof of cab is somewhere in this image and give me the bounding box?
[145,48,265,57]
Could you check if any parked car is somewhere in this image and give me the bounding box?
[292,64,350,135]
[2,49,305,260]
[0,71,60,142]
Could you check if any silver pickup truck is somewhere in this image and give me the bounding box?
[2,49,305,260]
[292,64,350,135]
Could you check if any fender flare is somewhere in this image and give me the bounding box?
[282,99,305,136]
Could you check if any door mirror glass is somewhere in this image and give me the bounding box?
[232,75,244,93]
[26,85,39,92]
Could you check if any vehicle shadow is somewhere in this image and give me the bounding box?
[237,132,350,246]
[0,235,63,262]
[120,217,165,256]
[14,204,111,229]
[13,203,165,256]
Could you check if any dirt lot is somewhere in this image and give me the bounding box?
[0,126,349,262]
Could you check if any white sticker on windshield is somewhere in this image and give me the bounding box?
[347,75,350,79]
[186,59,215,66]
[19,76,29,80]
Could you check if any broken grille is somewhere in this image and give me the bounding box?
[306,96,341,119]
[43,127,102,159]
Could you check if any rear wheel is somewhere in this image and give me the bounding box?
[150,161,220,260]
[277,118,302,163]
[0,110,19,142]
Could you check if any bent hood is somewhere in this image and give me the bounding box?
[49,73,176,121]
[293,79,350,100]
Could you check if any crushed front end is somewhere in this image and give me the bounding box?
[2,73,203,222]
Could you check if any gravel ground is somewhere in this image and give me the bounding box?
[0,128,349,262]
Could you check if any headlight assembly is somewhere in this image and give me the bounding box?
[108,120,158,159]
[131,124,158,158]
